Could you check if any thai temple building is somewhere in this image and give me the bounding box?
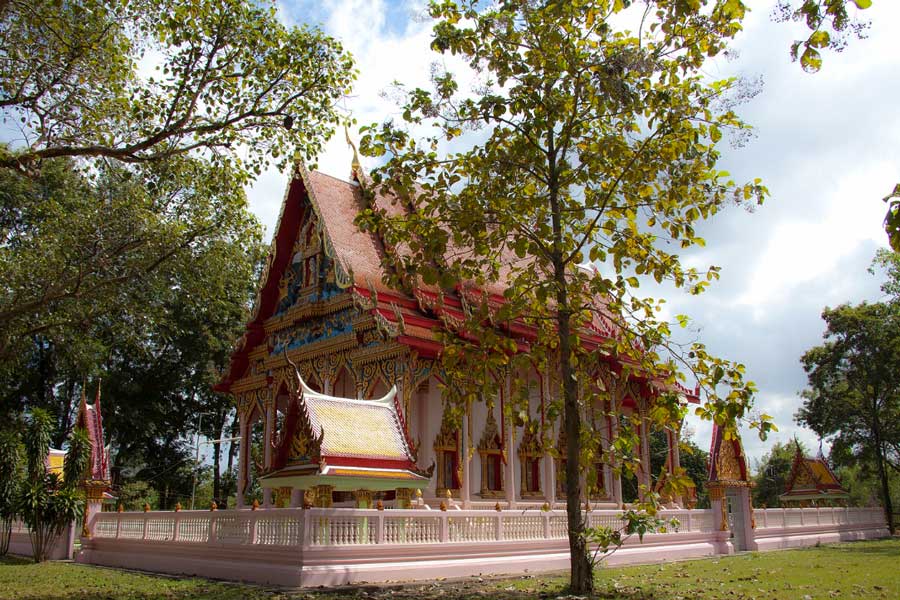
[215,162,697,512]
[779,443,850,507]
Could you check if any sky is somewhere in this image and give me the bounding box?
[243,0,900,468]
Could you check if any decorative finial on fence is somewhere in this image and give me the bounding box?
[541,502,550,512]
[174,502,182,512]
[210,501,218,511]
[117,504,124,513]
[251,499,260,511]
[494,502,502,512]
[143,503,150,512]
[440,501,447,512]
[376,500,384,511]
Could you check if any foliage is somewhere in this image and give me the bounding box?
[752,440,806,508]
[115,480,160,512]
[0,155,264,508]
[797,288,900,532]
[584,494,678,569]
[0,427,23,556]
[16,409,90,562]
[833,462,900,508]
[885,185,900,252]
[0,0,355,180]
[358,0,773,591]
[773,0,872,73]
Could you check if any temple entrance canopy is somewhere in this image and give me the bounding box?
[260,363,430,506]
[779,443,849,507]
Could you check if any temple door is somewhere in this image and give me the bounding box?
[725,488,752,551]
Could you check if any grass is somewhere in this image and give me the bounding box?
[1,539,898,600]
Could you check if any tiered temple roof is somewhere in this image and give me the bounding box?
[779,443,849,505]
[261,367,430,492]
[75,382,111,485]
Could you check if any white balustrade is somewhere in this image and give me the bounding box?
[84,506,885,551]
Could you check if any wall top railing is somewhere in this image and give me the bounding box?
[87,506,721,548]
[86,506,886,549]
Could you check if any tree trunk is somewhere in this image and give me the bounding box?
[548,147,593,593]
[872,409,895,534]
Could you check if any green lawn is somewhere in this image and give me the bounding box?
[2,539,898,600]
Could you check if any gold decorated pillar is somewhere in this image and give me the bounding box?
[274,486,292,508]
[312,485,334,508]
[353,489,374,509]
[395,488,413,509]
[81,483,106,538]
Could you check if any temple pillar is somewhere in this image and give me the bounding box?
[504,375,517,508]
[353,489,373,509]
[609,404,623,508]
[262,487,274,509]
[237,417,249,508]
[312,485,334,508]
[290,488,303,508]
[395,488,413,509]
[263,396,275,470]
[275,486,292,508]
[665,425,683,505]
[461,409,471,508]
[637,410,651,501]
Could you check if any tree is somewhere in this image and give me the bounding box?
[359,1,773,592]
[797,296,900,534]
[752,440,806,508]
[0,426,22,556]
[0,0,355,180]
[16,409,90,562]
[773,0,872,73]
[0,156,264,508]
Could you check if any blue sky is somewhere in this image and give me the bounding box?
[243,0,900,467]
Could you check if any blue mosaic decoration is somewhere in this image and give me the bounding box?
[270,307,358,355]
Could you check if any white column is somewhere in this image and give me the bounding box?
[263,397,275,470]
[504,375,517,508]
[461,407,471,508]
[236,417,249,508]
[609,397,624,507]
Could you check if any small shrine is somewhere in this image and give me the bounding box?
[779,443,849,507]
[707,422,754,550]
[260,362,431,508]
[75,382,114,533]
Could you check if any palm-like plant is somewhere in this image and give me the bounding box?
[0,428,23,556]
[17,409,90,562]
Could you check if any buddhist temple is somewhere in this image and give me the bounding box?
[216,162,698,511]
[779,443,849,507]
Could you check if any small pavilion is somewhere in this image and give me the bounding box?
[779,443,849,507]
[260,363,431,509]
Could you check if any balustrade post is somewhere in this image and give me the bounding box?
[172,515,181,541]
[115,516,122,539]
[495,514,502,541]
[142,514,150,540]
[816,507,821,525]
[302,510,312,549]
[762,509,768,529]
[376,514,384,544]
[686,511,693,532]
[209,515,218,544]
[799,509,804,526]
[542,513,550,539]
[440,513,449,543]
[250,512,259,545]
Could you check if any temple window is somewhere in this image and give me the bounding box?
[477,409,504,497]
[434,418,461,497]
[332,366,356,398]
[518,428,543,498]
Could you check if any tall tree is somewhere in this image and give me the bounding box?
[0,156,264,506]
[797,297,900,533]
[359,1,773,592]
[0,0,355,179]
